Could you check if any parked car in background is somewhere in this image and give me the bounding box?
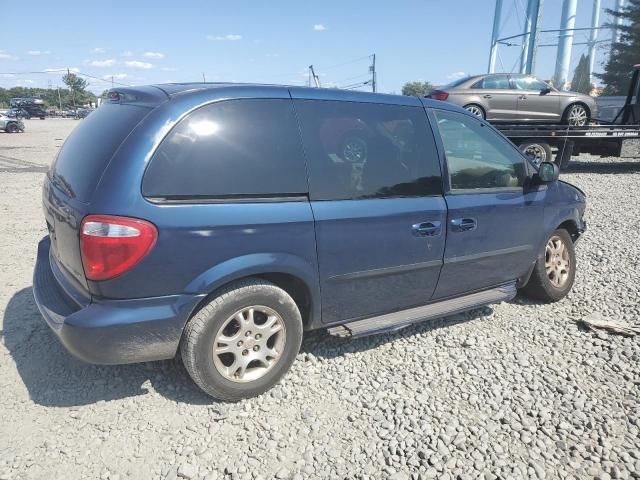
[0,112,25,132]
[33,84,586,401]
[427,74,597,126]
[10,97,47,119]
[75,108,93,119]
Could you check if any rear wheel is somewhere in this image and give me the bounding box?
[181,279,303,401]
[519,141,552,168]
[564,104,589,126]
[521,229,576,302]
[464,104,485,119]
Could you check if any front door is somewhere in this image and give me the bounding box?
[512,77,561,122]
[292,94,447,323]
[471,75,519,121]
[429,108,546,299]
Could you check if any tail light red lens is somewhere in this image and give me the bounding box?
[430,90,449,101]
[80,215,157,281]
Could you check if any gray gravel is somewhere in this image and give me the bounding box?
[1,119,639,480]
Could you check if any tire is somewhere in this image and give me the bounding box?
[519,141,552,168]
[521,229,576,302]
[181,278,303,401]
[5,123,18,133]
[463,104,485,119]
[340,134,368,163]
[563,103,590,126]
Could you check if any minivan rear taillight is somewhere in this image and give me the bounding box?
[80,215,157,281]
[429,90,449,101]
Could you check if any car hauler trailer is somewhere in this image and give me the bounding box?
[496,65,640,170]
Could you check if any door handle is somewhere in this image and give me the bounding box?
[450,218,477,232]
[412,221,442,237]
[483,94,492,99]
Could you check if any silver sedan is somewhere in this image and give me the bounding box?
[428,74,597,126]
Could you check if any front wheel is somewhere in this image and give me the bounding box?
[5,123,18,133]
[521,229,576,302]
[564,104,589,126]
[181,279,303,401]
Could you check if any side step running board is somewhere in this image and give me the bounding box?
[327,282,516,338]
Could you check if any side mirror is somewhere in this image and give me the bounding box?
[536,161,559,183]
[540,87,552,95]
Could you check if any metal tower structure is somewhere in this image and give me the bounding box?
[488,0,627,89]
[611,0,627,45]
[520,0,543,74]
[553,0,578,89]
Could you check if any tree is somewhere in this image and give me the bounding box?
[401,81,434,97]
[63,72,89,107]
[62,72,88,92]
[571,54,593,94]
[596,0,640,95]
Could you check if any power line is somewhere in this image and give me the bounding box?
[331,72,370,85]
[0,69,130,87]
[317,55,371,71]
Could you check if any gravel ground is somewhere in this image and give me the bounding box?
[1,119,639,480]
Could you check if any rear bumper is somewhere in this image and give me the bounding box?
[33,236,205,365]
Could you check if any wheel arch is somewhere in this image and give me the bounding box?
[184,253,321,329]
[557,219,581,242]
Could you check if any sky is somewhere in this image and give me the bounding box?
[0,0,621,95]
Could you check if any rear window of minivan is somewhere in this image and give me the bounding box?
[51,103,151,202]
[142,99,307,199]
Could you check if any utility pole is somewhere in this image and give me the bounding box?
[488,0,504,73]
[370,54,376,93]
[111,76,114,88]
[308,65,321,88]
[202,72,206,83]
[57,86,62,112]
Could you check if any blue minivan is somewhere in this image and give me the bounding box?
[33,84,586,400]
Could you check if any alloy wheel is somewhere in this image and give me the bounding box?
[465,105,484,118]
[568,105,588,126]
[545,235,571,288]
[212,305,286,383]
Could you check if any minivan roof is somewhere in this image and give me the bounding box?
[107,83,440,108]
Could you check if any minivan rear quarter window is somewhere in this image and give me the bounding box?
[52,103,151,202]
[294,100,442,200]
[142,99,307,199]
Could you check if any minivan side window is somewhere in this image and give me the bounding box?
[142,99,307,198]
[433,110,526,191]
[294,100,442,200]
